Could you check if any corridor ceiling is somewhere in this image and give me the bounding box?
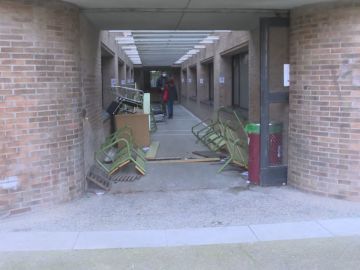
[64,0,331,66]
[112,30,227,66]
[65,0,331,30]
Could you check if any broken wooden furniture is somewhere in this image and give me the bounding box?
[95,127,147,176]
[115,113,151,147]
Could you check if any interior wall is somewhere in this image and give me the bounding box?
[181,31,258,121]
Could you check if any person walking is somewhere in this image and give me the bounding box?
[167,79,177,119]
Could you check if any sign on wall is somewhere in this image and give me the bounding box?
[284,64,290,87]
[219,76,225,84]
[111,78,117,87]
[199,78,204,85]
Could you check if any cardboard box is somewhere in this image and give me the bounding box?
[115,113,150,147]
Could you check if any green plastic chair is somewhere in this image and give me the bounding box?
[95,127,147,176]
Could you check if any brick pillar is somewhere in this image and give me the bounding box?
[289,2,360,200]
[0,0,84,215]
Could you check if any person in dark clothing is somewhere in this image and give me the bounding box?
[167,79,177,119]
[156,73,167,90]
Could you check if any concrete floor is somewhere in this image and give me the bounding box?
[1,186,360,232]
[111,104,247,194]
[1,237,359,270]
[0,105,360,232]
[1,105,360,268]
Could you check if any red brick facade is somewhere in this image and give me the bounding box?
[0,0,84,215]
[289,2,360,200]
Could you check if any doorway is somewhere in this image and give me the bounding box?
[232,52,249,118]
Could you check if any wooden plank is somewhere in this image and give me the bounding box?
[192,151,227,159]
[148,157,221,164]
[145,141,160,159]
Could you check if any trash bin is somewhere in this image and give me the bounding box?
[245,123,283,185]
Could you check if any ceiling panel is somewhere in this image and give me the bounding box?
[114,30,229,66]
[66,0,335,10]
[188,0,331,9]
[64,0,189,9]
[178,12,275,30]
[83,12,183,30]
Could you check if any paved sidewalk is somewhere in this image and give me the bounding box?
[1,236,359,270]
[0,217,359,251]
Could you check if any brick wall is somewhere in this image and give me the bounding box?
[0,0,84,215]
[289,2,360,200]
[79,15,103,175]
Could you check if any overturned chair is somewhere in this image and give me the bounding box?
[95,127,146,176]
[191,108,229,152]
[217,116,248,173]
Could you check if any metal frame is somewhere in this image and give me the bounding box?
[260,17,289,186]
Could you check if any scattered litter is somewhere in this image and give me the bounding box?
[241,171,249,180]
[87,188,106,196]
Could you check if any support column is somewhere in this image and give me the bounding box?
[0,0,84,215]
[289,2,360,200]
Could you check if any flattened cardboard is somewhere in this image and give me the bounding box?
[115,113,150,147]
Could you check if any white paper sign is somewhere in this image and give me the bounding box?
[188,78,192,83]
[219,76,225,84]
[200,78,204,84]
[284,64,290,87]
[121,80,126,85]
[111,78,117,87]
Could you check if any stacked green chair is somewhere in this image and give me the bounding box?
[217,119,249,173]
[191,109,228,151]
[95,127,147,176]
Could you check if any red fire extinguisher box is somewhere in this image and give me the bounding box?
[245,123,283,185]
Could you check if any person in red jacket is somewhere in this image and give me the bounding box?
[167,79,177,119]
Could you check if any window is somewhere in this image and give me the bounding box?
[232,53,249,111]
[208,62,214,101]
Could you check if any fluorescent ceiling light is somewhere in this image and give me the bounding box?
[121,46,137,49]
[117,41,135,44]
[200,40,214,44]
[194,45,206,49]
[205,36,220,40]
[186,49,200,55]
